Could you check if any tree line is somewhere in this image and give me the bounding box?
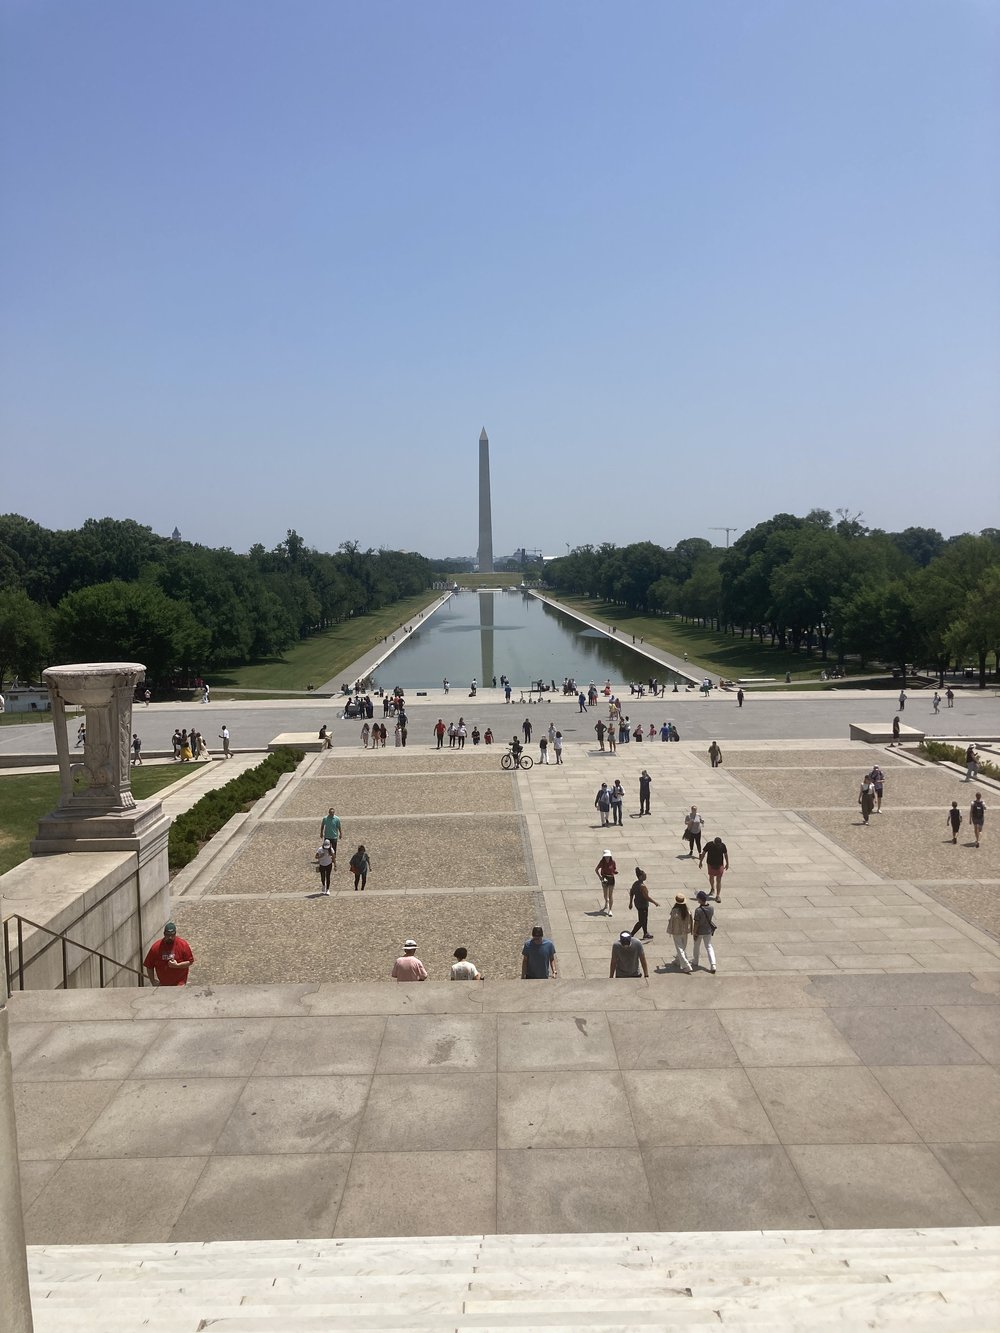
[546,511,1000,686]
[0,515,433,685]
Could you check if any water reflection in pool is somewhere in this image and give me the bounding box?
[376,590,683,690]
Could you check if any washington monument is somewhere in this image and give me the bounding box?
[478,427,494,574]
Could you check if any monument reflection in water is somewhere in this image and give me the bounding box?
[378,590,682,691]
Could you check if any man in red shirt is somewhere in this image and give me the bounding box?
[433,718,446,749]
[143,922,194,986]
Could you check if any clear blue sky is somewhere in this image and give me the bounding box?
[2,1,997,558]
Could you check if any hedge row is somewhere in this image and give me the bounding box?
[919,740,1000,781]
[168,747,305,870]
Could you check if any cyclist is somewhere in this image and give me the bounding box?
[510,735,524,765]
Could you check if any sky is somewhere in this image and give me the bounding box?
[2,0,998,560]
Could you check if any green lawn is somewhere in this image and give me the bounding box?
[0,765,189,876]
[204,592,441,694]
[554,595,854,686]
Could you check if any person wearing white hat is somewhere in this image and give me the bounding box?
[391,941,427,982]
[595,850,617,916]
[314,838,335,894]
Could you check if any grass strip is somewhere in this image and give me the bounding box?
[551,594,854,686]
[0,765,190,876]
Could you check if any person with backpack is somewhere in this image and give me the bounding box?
[667,894,693,973]
[970,793,986,848]
[609,780,624,825]
[349,844,371,890]
[595,850,617,916]
[946,802,963,844]
[628,867,658,941]
[595,783,612,827]
[692,890,717,973]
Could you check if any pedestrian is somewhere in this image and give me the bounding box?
[131,733,143,765]
[349,844,371,890]
[946,687,955,708]
[698,836,729,901]
[443,678,449,693]
[610,929,648,979]
[593,718,606,751]
[606,724,616,754]
[523,717,532,743]
[667,894,693,973]
[683,805,704,856]
[361,722,370,748]
[171,728,182,759]
[318,724,332,749]
[471,726,481,745]
[179,730,193,762]
[219,725,231,758]
[547,721,556,751]
[379,722,387,747]
[450,947,482,980]
[202,684,210,704]
[595,783,612,826]
[890,716,901,747]
[628,867,658,940]
[143,688,151,706]
[320,807,341,868]
[692,890,717,973]
[391,940,427,981]
[578,691,588,713]
[504,682,512,703]
[539,733,548,764]
[638,769,651,816]
[708,740,722,769]
[869,764,885,812]
[553,731,563,764]
[521,925,558,979]
[484,727,494,744]
[859,773,876,825]
[610,779,624,824]
[946,801,962,844]
[965,745,979,781]
[434,718,446,748]
[143,921,194,986]
[970,793,986,848]
[737,688,744,708]
[394,721,402,747]
[595,850,617,915]
[314,839,334,894]
[932,692,941,714]
[457,720,467,749]
[898,689,906,711]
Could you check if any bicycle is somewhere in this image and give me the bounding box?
[501,747,533,770]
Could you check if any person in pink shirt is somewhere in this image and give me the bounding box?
[391,940,428,981]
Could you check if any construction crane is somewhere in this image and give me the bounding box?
[710,527,738,547]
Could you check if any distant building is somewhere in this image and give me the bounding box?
[171,527,181,541]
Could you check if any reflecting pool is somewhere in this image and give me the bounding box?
[377,590,683,690]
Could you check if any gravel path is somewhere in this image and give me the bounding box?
[276,773,516,819]
[803,807,1000,882]
[316,751,499,775]
[692,748,909,769]
[209,815,534,895]
[734,766,970,809]
[173,891,543,984]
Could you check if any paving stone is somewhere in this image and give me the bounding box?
[497,1148,658,1233]
[746,1067,920,1144]
[214,1076,370,1155]
[717,1010,861,1066]
[644,1144,820,1231]
[72,1079,246,1159]
[14,1081,122,1160]
[498,1071,636,1149]
[870,1065,1000,1141]
[356,1072,498,1152]
[24,1157,206,1244]
[169,1154,351,1241]
[333,1150,497,1237]
[827,1006,985,1065]
[623,1069,778,1147]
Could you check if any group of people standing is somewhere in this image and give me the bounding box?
[315,807,372,892]
[594,854,718,976]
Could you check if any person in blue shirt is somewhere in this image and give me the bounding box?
[521,926,558,979]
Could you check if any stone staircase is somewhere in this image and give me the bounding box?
[27,1228,1000,1331]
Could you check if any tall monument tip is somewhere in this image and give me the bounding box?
[479,427,488,442]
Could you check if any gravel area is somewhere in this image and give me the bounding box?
[920,881,1000,944]
[172,891,543,984]
[803,807,1000,880]
[276,773,516,819]
[734,765,970,809]
[691,748,909,769]
[209,815,533,895]
[316,751,500,774]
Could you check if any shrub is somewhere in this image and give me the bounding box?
[168,747,304,870]
[919,740,1000,781]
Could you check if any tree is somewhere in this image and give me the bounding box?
[54,581,209,682]
[0,589,51,684]
[833,578,920,682]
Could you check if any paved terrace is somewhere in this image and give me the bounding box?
[8,734,1000,1247]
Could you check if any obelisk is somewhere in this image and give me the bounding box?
[478,427,494,574]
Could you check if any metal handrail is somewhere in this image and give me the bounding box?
[3,913,146,992]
